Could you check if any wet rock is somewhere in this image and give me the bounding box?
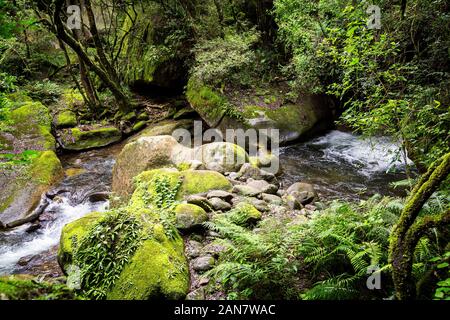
[202,243,226,258]
[198,277,210,286]
[193,142,248,174]
[59,126,122,151]
[209,197,232,211]
[192,256,216,272]
[25,222,41,233]
[305,204,317,211]
[207,190,234,202]
[232,185,261,197]
[261,193,283,205]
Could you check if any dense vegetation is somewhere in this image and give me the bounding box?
[0,0,449,301]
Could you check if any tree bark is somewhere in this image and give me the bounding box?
[389,152,450,300]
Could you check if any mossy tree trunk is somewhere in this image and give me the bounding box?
[389,152,450,300]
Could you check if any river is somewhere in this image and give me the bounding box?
[0,130,412,275]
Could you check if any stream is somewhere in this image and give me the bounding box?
[0,130,412,276]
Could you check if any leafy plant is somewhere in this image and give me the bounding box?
[73,210,144,300]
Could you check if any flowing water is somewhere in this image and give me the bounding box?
[0,144,123,275]
[0,130,413,276]
[279,130,413,201]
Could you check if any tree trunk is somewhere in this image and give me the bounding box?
[389,152,450,299]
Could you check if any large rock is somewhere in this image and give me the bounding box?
[112,135,247,200]
[132,168,232,202]
[59,173,192,300]
[59,126,122,151]
[193,142,248,174]
[174,203,208,231]
[54,110,77,129]
[186,79,333,144]
[0,101,55,152]
[286,182,318,205]
[0,151,63,228]
[57,211,105,270]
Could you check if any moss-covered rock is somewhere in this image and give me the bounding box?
[112,134,243,200]
[0,275,79,300]
[174,203,208,231]
[0,151,63,228]
[227,202,262,226]
[1,101,55,152]
[133,168,232,202]
[57,211,105,271]
[107,232,188,300]
[59,126,122,151]
[186,79,227,127]
[187,78,333,144]
[55,110,77,128]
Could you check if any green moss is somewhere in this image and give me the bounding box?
[58,212,105,270]
[132,120,147,132]
[174,203,208,230]
[55,110,77,128]
[227,202,262,226]
[133,168,232,201]
[0,275,79,300]
[60,126,122,151]
[61,88,84,109]
[107,234,189,300]
[9,101,55,151]
[31,150,63,185]
[186,79,227,127]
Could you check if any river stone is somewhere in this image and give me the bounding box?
[287,182,317,197]
[112,135,246,201]
[237,163,277,184]
[207,190,234,202]
[283,194,303,210]
[54,110,77,129]
[59,126,122,151]
[261,193,283,205]
[229,202,262,225]
[0,151,63,229]
[246,179,278,194]
[192,256,216,272]
[208,197,232,211]
[250,199,269,212]
[174,204,208,231]
[186,195,213,212]
[232,185,261,197]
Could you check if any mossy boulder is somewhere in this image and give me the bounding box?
[0,275,78,300]
[54,110,77,128]
[0,151,63,228]
[59,126,122,151]
[112,134,245,200]
[174,203,208,231]
[57,211,105,270]
[186,78,333,144]
[107,232,188,300]
[186,80,227,127]
[227,202,262,226]
[0,101,55,152]
[133,168,232,202]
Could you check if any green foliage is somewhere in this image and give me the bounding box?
[205,195,447,300]
[191,29,260,87]
[0,150,40,169]
[431,252,450,300]
[25,80,63,105]
[73,210,144,300]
